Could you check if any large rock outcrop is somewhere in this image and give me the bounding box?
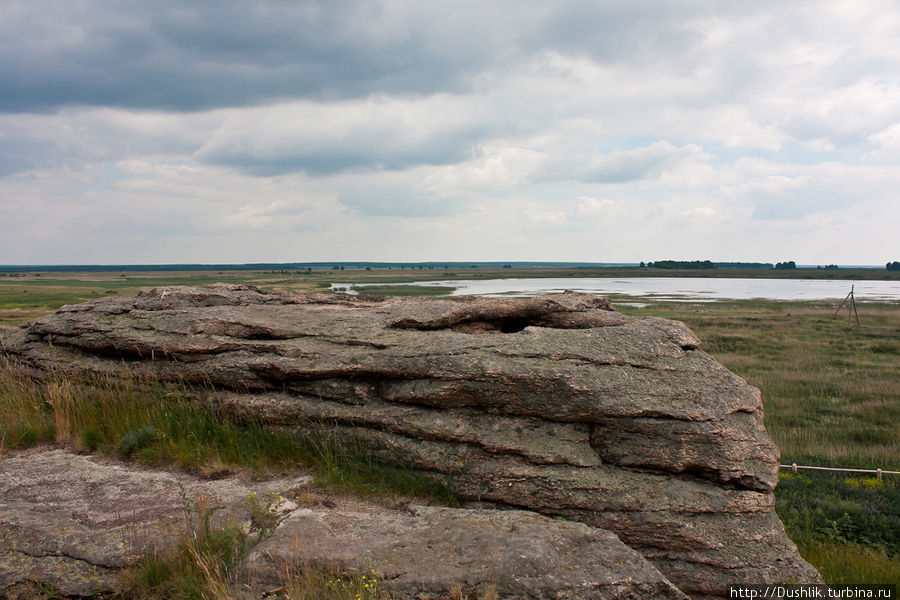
[0,284,822,597]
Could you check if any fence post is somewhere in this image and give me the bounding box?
[878,469,883,481]
[792,463,798,473]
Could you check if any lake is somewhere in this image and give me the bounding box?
[332,277,900,302]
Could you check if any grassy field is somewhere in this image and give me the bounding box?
[1,268,898,585]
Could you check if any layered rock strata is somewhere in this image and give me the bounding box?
[0,284,822,597]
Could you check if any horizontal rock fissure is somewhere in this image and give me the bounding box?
[239,384,732,430]
[389,316,621,333]
[6,549,111,567]
[293,419,599,468]
[602,462,761,492]
[37,334,237,361]
[386,294,620,334]
[218,390,604,471]
[496,350,663,371]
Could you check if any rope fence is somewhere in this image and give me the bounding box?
[780,463,900,480]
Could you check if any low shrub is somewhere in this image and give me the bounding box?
[775,471,900,556]
[120,425,157,457]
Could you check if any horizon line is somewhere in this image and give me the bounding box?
[0,261,889,272]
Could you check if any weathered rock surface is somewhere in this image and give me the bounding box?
[0,450,298,598]
[0,450,687,600]
[0,285,823,597]
[250,500,688,600]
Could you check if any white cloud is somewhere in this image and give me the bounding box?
[866,122,900,159]
[2,1,900,264]
[576,196,618,215]
[536,141,709,184]
[193,95,494,175]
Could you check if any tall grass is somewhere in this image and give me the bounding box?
[0,359,303,471]
[129,492,252,600]
[301,428,458,503]
[793,540,900,585]
[0,357,457,504]
[775,471,899,584]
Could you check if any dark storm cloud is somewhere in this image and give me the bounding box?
[0,0,496,112]
[1,0,774,114]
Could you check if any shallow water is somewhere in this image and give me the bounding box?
[332,277,900,302]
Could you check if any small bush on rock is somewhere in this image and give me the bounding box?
[119,425,156,456]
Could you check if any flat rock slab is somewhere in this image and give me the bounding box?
[0,285,823,596]
[0,450,686,600]
[251,505,688,600]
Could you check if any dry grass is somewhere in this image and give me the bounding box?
[126,491,251,599]
[795,540,900,585]
[46,380,73,444]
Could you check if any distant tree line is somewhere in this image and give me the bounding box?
[888,261,900,271]
[645,260,715,269]
[774,261,797,270]
[643,260,793,270]
[817,264,839,270]
[713,262,774,269]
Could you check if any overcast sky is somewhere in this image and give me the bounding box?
[2,1,899,265]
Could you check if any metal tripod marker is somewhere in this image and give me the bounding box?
[832,284,860,327]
